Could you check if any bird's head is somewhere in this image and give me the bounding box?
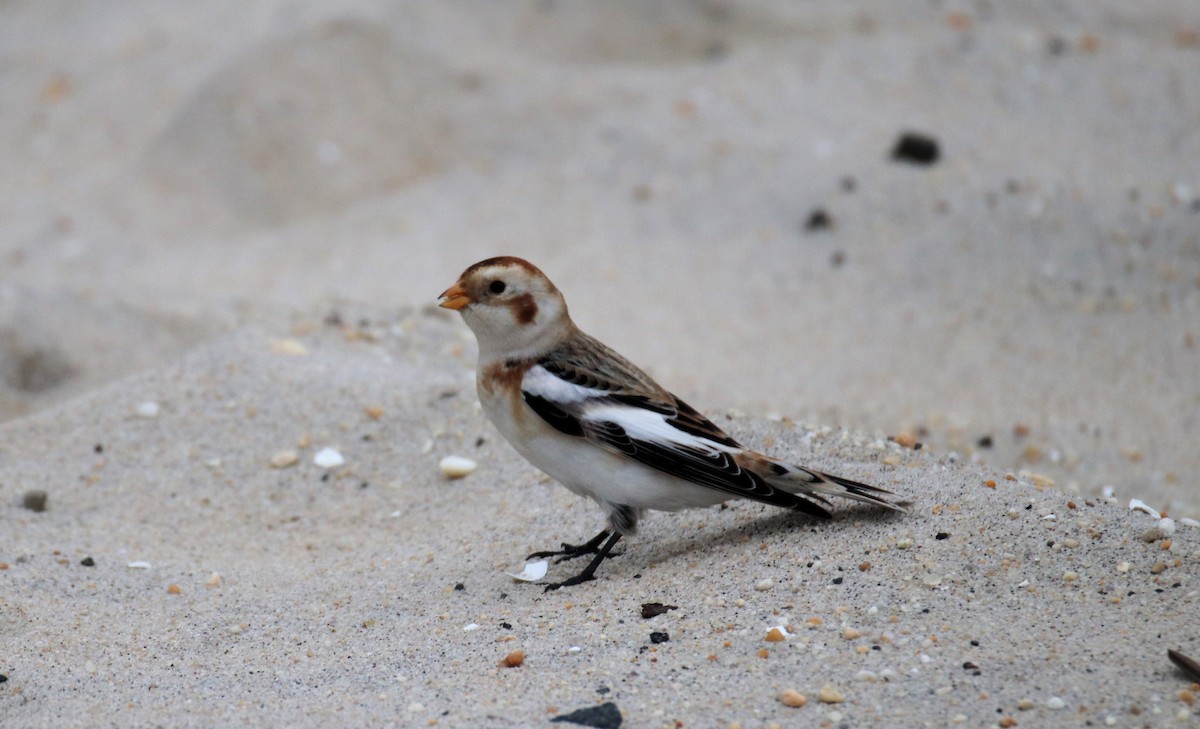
[439,256,571,358]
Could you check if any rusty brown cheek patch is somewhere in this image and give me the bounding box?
[481,361,528,395]
[509,293,538,324]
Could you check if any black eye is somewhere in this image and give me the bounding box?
[489,280,506,294]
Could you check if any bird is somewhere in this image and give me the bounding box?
[439,256,905,590]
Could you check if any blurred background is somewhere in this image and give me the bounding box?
[1,0,1198,513]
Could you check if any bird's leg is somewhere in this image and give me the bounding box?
[543,532,623,591]
[527,529,611,562]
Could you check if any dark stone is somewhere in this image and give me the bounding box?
[649,631,670,644]
[551,702,623,728]
[936,532,950,540]
[891,132,940,165]
[805,208,833,231]
[81,557,95,567]
[22,490,48,513]
[640,602,678,619]
[977,435,993,448]
[453,582,465,591]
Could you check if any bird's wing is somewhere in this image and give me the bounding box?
[521,357,833,518]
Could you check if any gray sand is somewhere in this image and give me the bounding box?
[2,2,1199,726]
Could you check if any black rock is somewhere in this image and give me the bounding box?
[891,132,940,165]
[81,557,95,567]
[551,702,623,728]
[649,631,670,644]
[805,208,833,231]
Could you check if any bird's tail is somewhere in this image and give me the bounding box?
[752,453,907,513]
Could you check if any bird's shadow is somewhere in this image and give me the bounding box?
[632,504,904,574]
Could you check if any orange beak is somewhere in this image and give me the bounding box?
[438,282,471,311]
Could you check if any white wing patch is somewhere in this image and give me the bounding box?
[583,403,735,454]
[523,364,608,403]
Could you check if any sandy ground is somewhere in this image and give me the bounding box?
[2,1,1200,726]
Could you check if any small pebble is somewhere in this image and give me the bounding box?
[1046,696,1066,709]
[439,455,477,479]
[649,631,670,644]
[641,603,678,619]
[22,490,48,512]
[80,557,95,567]
[1017,698,1034,710]
[765,627,787,642]
[778,689,807,708]
[313,447,345,469]
[755,578,774,591]
[167,583,181,595]
[135,401,160,418]
[206,572,223,588]
[842,627,862,640]
[1116,561,1131,573]
[269,450,299,469]
[817,685,845,704]
[500,649,525,668]
[891,132,940,165]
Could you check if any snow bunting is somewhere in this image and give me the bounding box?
[440,256,904,590]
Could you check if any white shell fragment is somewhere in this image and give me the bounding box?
[127,561,153,569]
[135,401,160,418]
[506,560,549,582]
[313,447,345,469]
[439,456,477,479]
[1128,499,1160,519]
[462,623,481,632]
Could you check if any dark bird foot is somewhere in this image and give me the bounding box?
[527,529,611,563]
[538,531,624,591]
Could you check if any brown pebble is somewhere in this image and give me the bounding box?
[22,490,48,512]
[500,649,525,668]
[858,562,872,571]
[1180,689,1195,705]
[765,628,787,642]
[167,583,182,595]
[999,717,1018,728]
[984,479,997,489]
[893,432,917,449]
[817,685,845,704]
[757,648,770,659]
[364,406,384,420]
[1151,561,1167,574]
[778,689,807,708]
